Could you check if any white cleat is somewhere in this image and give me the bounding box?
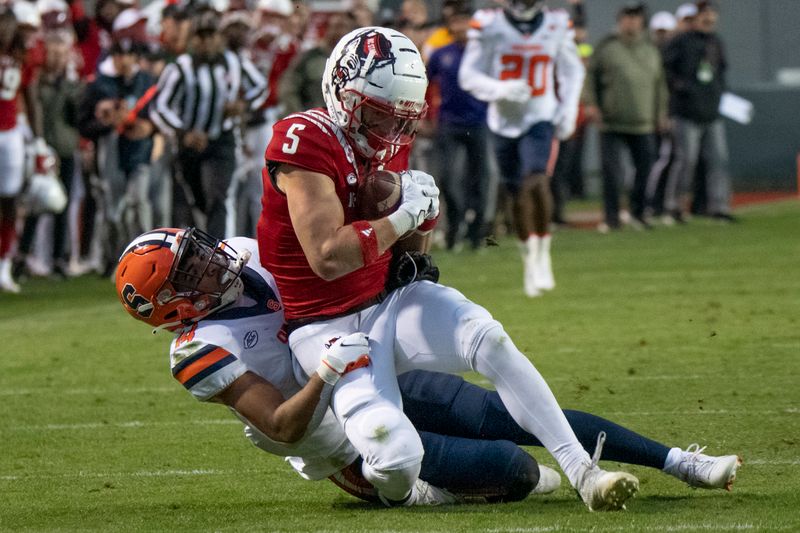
[0,277,21,293]
[524,256,541,297]
[577,432,639,511]
[532,465,561,495]
[0,259,21,294]
[578,467,639,511]
[667,444,742,491]
[403,479,460,506]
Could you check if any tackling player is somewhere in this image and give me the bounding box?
[116,228,741,506]
[115,227,553,505]
[458,0,585,297]
[257,26,636,511]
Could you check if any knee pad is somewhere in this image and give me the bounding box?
[354,404,423,501]
[352,404,424,473]
[461,317,508,370]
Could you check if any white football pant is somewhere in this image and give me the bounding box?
[290,281,593,496]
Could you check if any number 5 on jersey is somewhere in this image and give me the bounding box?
[282,123,306,154]
[500,54,551,97]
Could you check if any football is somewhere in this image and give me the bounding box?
[357,169,402,220]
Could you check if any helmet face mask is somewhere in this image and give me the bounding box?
[116,228,250,330]
[508,0,544,21]
[323,27,428,162]
[168,228,243,300]
[344,90,424,159]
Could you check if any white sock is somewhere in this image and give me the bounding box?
[472,322,591,487]
[538,234,551,256]
[526,234,540,257]
[662,447,684,476]
[0,258,9,280]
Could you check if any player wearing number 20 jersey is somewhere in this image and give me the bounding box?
[459,6,584,139]
[459,4,585,298]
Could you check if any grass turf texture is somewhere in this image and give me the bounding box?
[1,200,799,532]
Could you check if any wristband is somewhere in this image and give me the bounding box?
[417,214,439,234]
[352,221,380,266]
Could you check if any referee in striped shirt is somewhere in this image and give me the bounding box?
[150,10,267,239]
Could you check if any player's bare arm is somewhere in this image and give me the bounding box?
[277,164,401,280]
[215,371,328,443]
[215,332,370,443]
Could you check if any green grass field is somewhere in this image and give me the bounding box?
[2,200,799,532]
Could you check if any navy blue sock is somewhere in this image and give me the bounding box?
[400,370,670,470]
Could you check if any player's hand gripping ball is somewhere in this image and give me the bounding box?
[357,169,402,220]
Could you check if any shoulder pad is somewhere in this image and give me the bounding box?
[545,8,571,29]
[470,8,500,31]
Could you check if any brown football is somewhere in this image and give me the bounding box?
[357,170,402,220]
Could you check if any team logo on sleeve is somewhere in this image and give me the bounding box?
[244,330,259,349]
[331,29,396,90]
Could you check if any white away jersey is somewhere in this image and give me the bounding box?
[459,8,585,137]
[169,237,358,480]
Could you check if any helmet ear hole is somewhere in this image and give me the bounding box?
[164,310,179,321]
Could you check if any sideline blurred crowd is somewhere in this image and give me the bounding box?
[0,0,734,293]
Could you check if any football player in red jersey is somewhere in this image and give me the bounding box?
[0,5,44,293]
[257,27,639,511]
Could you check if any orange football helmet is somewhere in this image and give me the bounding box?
[115,227,251,331]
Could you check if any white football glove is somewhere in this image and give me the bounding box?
[552,105,578,141]
[316,332,372,385]
[497,80,532,104]
[403,170,440,220]
[387,171,440,236]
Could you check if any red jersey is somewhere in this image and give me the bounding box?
[257,108,409,321]
[0,53,30,131]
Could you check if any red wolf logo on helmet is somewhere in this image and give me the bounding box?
[331,29,396,89]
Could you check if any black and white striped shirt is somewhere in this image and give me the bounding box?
[150,49,267,141]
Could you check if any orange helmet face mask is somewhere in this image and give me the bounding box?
[115,228,251,331]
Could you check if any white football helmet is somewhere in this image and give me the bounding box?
[23,142,67,215]
[13,1,42,29]
[507,0,544,21]
[322,26,428,162]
